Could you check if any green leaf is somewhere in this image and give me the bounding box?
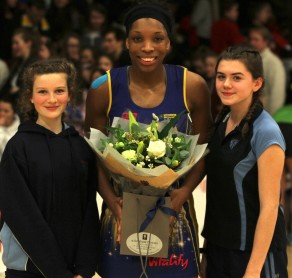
[158,110,187,139]
[180,150,189,159]
[128,111,140,133]
[136,141,144,155]
[166,145,172,157]
[100,138,107,150]
[165,157,172,165]
[171,149,180,162]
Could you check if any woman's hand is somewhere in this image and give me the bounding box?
[109,197,123,241]
[109,196,123,223]
[169,186,192,213]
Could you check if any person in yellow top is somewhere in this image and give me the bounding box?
[21,0,50,41]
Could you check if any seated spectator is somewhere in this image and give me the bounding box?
[47,0,85,46]
[201,49,222,119]
[211,0,245,54]
[204,49,218,90]
[38,39,57,61]
[81,2,108,50]
[190,0,213,46]
[0,0,22,63]
[187,45,209,77]
[60,32,81,69]
[80,47,99,88]
[80,46,97,69]
[97,53,114,72]
[249,1,292,55]
[249,26,286,115]
[0,94,20,160]
[20,0,50,42]
[0,60,9,91]
[90,66,106,83]
[1,27,40,98]
[101,26,130,67]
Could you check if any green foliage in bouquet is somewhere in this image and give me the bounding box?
[100,110,191,169]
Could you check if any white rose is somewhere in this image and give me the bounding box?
[121,150,137,162]
[147,140,166,158]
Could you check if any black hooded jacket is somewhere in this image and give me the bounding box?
[0,122,100,278]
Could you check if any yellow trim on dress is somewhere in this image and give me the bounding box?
[183,67,191,114]
[106,70,112,117]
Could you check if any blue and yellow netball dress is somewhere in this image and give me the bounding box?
[92,64,200,278]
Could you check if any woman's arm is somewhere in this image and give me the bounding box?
[170,70,213,212]
[243,144,285,277]
[74,156,100,278]
[84,80,122,222]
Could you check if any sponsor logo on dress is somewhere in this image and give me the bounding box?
[148,254,189,270]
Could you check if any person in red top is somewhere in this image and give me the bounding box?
[211,0,246,54]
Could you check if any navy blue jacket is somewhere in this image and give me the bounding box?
[0,122,100,278]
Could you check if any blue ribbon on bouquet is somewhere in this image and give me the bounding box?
[139,197,177,232]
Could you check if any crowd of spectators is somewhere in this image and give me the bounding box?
[0,0,292,114]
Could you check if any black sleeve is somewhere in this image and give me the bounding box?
[0,144,74,278]
[74,155,100,278]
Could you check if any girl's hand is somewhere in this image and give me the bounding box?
[199,254,207,278]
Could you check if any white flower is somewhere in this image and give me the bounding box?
[147,140,166,158]
[109,143,114,147]
[167,142,173,148]
[146,155,151,161]
[148,163,154,169]
[136,161,145,168]
[174,137,181,143]
[122,150,137,162]
[152,113,159,122]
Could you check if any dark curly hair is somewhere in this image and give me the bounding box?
[18,58,79,122]
[214,45,265,137]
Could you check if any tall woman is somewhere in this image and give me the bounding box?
[202,46,288,278]
[0,58,100,278]
[85,1,212,277]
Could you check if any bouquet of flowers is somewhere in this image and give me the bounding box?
[85,111,208,196]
